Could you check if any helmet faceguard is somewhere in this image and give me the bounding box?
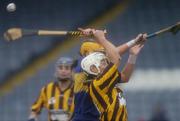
[55,57,78,68]
[56,57,73,66]
[81,52,107,76]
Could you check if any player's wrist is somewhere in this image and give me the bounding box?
[126,39,136,48]
[128,54,137,64]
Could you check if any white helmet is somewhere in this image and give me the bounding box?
[81,52,107,76]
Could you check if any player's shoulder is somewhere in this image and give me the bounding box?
[73,72,88,93]
[45,81,55,86]
[74,72,87,82]
[41,81,56,90]
[96,63,118,80]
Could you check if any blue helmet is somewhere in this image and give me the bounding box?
[56,57,77,68]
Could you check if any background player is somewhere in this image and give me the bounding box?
[28,57,76,121]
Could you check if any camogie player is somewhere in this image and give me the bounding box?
[72,28,146,121]
[28,57,76,121]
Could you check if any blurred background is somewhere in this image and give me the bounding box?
[0,0,180,121]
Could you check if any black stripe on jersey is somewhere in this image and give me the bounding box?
[107,91,113,104]
[49,83,56,110]
[99,71,117,90]
[97,62,114,80]
[55,82,64,109]
[59,92,64,109]
[69,87,74,98]
[118,72,121,83]
[32,109,37,113]
[91,83,107,109]
[108,75,120,93]
[44,85,47,99]
[68,87,74,110]
[119,107,125,121]
[103,111,108,121]
[111,98,120,121]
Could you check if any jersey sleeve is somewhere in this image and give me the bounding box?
[31,87,46,114]
[73,72,88,93]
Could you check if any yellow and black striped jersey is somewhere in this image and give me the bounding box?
[31,81,74,121]
[89,63,128,121]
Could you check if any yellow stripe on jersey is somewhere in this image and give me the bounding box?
[49,83,56,109]
[107,89,118,120]
[69,89,74,113]
[62,87,73,111]
[54,87,59,110]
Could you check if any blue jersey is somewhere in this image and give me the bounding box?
[74,57,82,73]
[72,73,100,121]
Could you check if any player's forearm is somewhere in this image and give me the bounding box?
[116,43,129,55]
[97,37,120,66]
[121,54,137,82]
[117,38,140,55]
